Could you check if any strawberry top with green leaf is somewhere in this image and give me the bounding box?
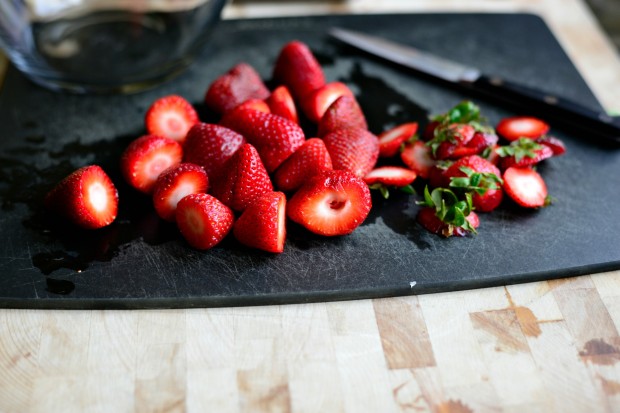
[496,137,554,169]
[416,186,478,236]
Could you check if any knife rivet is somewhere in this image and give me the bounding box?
[544,95,558,105]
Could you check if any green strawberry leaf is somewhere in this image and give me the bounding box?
[496,138,543,162]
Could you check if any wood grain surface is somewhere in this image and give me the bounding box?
[2,1,620,412]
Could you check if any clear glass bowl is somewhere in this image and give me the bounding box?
[0,0,228,93]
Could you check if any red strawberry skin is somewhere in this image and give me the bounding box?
[444,155,503,212]
[378,122,418,158]
[121,135,183,194]
[317,95,367,137]
[503,167,548,208]
[145,95,199,144]
[152,163,209,222]
[176,193,234,250]
[272,41,326,100]
[301,82,354,123]
[363,166,417,186]
[210,143,274,212]
[220,108,305,172]
[287,170,372,236]
[45,165,118,230]
[233,191,287,253]
[204,62,270,115]
[266,85,298,124]
[183,123,246,177]
[537,135,566,156]
[496,116,550,141]
[323,127,379,178]
[274,138,332,192]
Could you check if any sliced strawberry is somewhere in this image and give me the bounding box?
[301,82,354,123]
[152,163,209,222]
[220,108,305,172]
[272,41,326,100]
[400,140,436,179]
[145,95,199,144]
[323,127,379,178]
[273,138,332,192]
[498,138,554,170]
[204,62,270,115]
[496,116,550,141]
[45,165,118,230]
[234,98,271,114]
[266,85,298,124]
[210,143,273,212]
[176,193,234,250]
[317,95,367,137]
[287,170,372,236]
[537,135,566,156]
[233,192,287,253]
[378,122,418,158]
[364,166,417,186]
[121,135,183,194]
[183,123,246,178]
[417,207,480,237]
[503,167,549,208]
[445,156,503,212]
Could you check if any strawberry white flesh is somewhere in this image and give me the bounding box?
[378,122,418,157]
[145,95,199,143]
[503,167,548,208]
[400,140,436,179]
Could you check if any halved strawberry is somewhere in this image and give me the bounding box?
[121,135,183,194]
[301,82,354,123]
[496,116,550,141]
[317,95,367,137]
[400,140,436,179]
[497,138,554,170]
[378,122,418,158]
[176,193,234,250]
[233,192,287,253]
[323,127,379,178]
[266,85,298,124]
[364,166,417,186]
[183,123,246,178]
[431,123,476,160]
[152,163,209,222]
[204,62,270,115]
[145,95,199,144]
[273,138,332,192]
[210,143,273,212]
[537,135,566,156]
[272,41,326,100]
[233,98,271,114]
[287,170,372,236]
[45,165,118,230]
[503,167,549,208]
[220,108,305,172]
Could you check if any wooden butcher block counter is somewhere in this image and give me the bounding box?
[1,0,620,412]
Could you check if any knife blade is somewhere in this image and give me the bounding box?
[329,27,620,144]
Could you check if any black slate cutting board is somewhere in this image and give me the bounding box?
[1,13,619,309]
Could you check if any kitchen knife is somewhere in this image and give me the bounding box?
[329,27,620,144]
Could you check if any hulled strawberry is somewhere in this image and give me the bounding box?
[45,165,119,230]
[363,166,417,199]
[445,155,504,212]
[204,62,270,115]
[220,107,305,172]
[416,186,479,237]
[497,138,554,170]
[266,85,298,124]
[121,135,183,194]
[272,40,326,100]
[323,127,379,178]
[400,140,436,179]
[287,170,372,236]
[152,163,209,222]
[273,138,332,192]
[176,193,234,250]
[503,167,550,208]
[317,95,367,137]
[378,122,418,158]
[145,95,199,144]
[183,123,246,178]
[496,116,550,141]
[210,143,273,212]
[233,191,287,253]
[301,82,354,123]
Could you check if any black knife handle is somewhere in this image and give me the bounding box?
[465,75,620,144]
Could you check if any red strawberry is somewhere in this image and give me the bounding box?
[444,155,501,177]
[417,207,479,237]
[121,135,183,194]
[496,116,550,141]
[176,193,234,250]
[287,170,372,236]
[233,192,287,253]
[317,95,367,137]
[363,166,417,186]
[220,108,305,172]
[301,82,354,123]
[323,127,379,178]
[210,143,273,212]
[234,98,271,114]
[378,122,418,158]
[428,162,452,189]
[499,142,554,170]
[273,138,332,192]
[503,167,549,208]
[266,85,298,124]
[145,95,199,144]
[152,163,209,222]
[183,123,246,178]
[537,135,566,156]
[272,41,326,100]
[45,165,118,230]
[400,140,436,179]
[444,155,503,212]
[204,62,270,115]
[422,120,440,141]
[432,123,476,160]
[449,132,499,158]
